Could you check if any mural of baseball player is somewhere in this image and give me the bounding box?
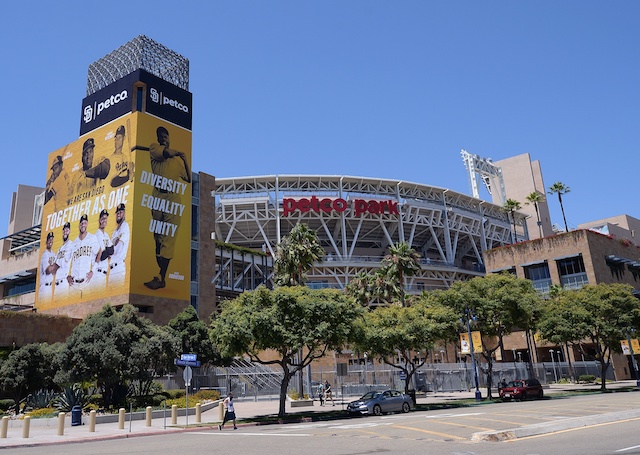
[94,209,114,289]
[144,126,191,290]
[109,124,134,187]
[44,155,69,211]
[52,222,74,300]
[39,232,56,303]
[67,214,101,298]
[110,203,130,286]
[71,138,110,195]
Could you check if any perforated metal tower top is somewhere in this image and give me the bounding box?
[86,35,189,95]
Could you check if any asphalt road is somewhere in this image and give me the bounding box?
[3,392,640,455]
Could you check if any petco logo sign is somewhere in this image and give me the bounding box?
[150,88,189,113]
[282,196,399,217]
[83,90,129,123]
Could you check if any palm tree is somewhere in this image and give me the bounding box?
[274,223,325,286]
[380,242,421,307]
[503,199,522,244]
[548,182,571,232]
[525,191,545,238]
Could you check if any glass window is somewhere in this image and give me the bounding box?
[557,256,588,289]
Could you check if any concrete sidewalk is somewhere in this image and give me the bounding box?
[0,380,637,448]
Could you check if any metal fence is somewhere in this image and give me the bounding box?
[160,359,612,399]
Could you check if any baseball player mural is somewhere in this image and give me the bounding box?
[52,222,74,300]
[142,125,191,291]
[71,138,111,196]
[94,209,114,289]
[109,203,130,287]
[109,124,134,188]
[44,155,69,212]
[66,214,101,299]
[39,232,56,303]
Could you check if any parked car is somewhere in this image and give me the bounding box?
[346,390,412,416]
[499,378,544,401]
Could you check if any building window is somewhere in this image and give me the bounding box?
[4,278,36,297]
[557,256,588,290]
[523,263,552,296]
[191,249,198,282]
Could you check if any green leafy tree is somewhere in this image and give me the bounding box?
[538,283,640,391]
[548,181,571,232]
[0,342,62,412]
[380,242,421,306]
[503,199,522,243]
[274,223,325,286]
[168,305,219,365]
[57,304,176,409]
[212,286,364,417]
[442,274,540,398]
[525,191,546,238]
[345,271,376,306]
[354,295,459,394]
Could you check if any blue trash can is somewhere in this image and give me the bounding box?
[71,405,82,426]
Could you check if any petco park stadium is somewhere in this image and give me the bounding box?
[214,175,523,291]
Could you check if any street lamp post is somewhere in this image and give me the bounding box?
[465,308,482,401]
[549,349,558,383]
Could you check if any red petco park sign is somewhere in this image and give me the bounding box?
[282,196,399,217]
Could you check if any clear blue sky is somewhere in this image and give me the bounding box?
[1,1,637,237]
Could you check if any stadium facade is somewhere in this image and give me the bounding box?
[214,174,526,293]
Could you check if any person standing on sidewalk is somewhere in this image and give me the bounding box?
[317,382,325,406]
[219,392,238,430]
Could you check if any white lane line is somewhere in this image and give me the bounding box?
[191,432,311,437]
[616,444,640,452]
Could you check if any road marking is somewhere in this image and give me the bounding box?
[616,444,640,452]
[392,424,466,440]
[430,420,492,431]
[192,432,311,437]
[509,417,640,442]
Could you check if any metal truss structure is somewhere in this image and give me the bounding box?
[86,35,189,96]
[214,175,527,292]
[461,149,507,206]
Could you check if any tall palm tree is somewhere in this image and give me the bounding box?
[274,223,325,286]
[548,182,571,232]
[525,191,545,238]
[503,199,522,244]
[380,242,421,307]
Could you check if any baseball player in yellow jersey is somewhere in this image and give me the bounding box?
[94,209,114,289]
[67,214,101,298]
[109,125,134,187]
[144,126,191,290]
[71,138,110,196]
[39,232,56,303]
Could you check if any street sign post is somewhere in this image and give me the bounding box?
[183,365,193,428]
[181,353,197,361]
[174,359,201,367]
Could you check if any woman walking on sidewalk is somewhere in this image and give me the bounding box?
[219,392,238,430]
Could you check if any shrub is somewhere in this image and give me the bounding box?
[165,389,185,399]
[578,374,596,383]
[0,399,14,412]
[54,384,90,412]
[193,389,220,401]
[26,407,58,419]
[25,389,57,411]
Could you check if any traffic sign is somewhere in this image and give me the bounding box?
[183,365,193,386]
[174,359,201,367]
[181,353,197,361]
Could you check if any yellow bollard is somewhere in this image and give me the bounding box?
[57,412,65,436]
[89,410,96,432]
[195,403,201,423]
[22,416,30,439]
[171,404,177,425]
[219,401,224,421]
[118,408,126,430]
[146,406,152,427]
[1,416,9,438]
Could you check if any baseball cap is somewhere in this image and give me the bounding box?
[99,209,109,218]
[80,214,88,222]
[116,203,126,212]
[63,222,70,230]
[116,125,125,136]
[46,232,54,240]
[82,138,95,153]
[50,155,62,170]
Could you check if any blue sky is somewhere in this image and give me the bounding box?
[1,1,638,237]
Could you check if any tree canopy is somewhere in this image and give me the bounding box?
[212,286,364,416]
[274,223,325,286]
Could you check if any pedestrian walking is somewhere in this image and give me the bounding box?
[219,392,238,430]
[317,382,325,406]
[324,380,335,406]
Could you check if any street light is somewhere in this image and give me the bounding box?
[549,349,558,383]
[465,308,482,401]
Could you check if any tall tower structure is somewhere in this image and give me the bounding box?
[36,36,195,324]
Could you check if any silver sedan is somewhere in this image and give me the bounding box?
[346,389,413,416]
